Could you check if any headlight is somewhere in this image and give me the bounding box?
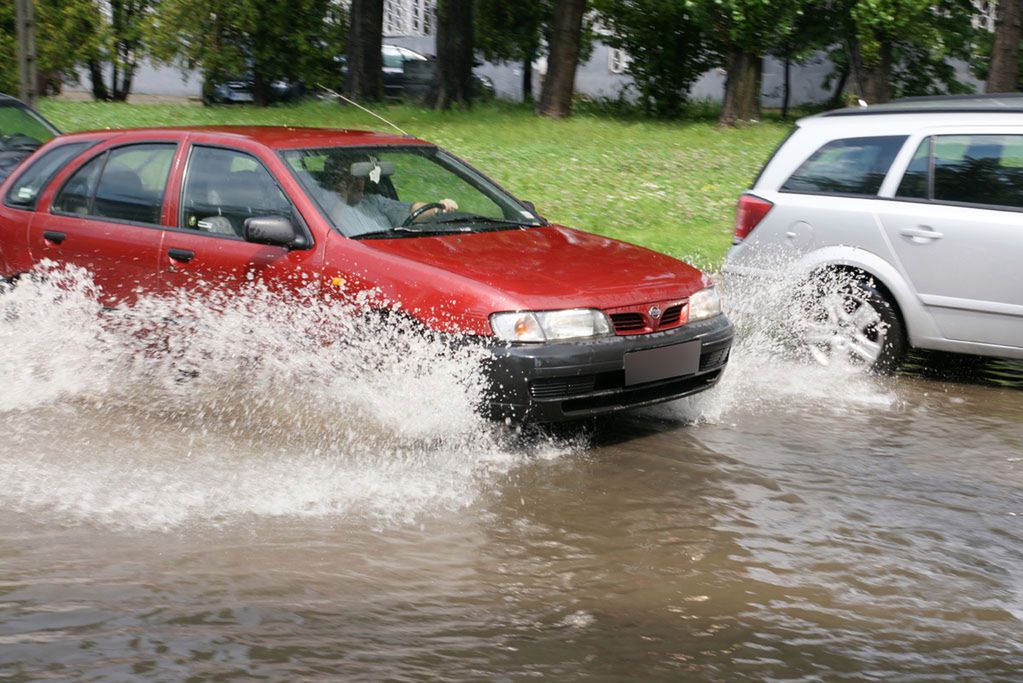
[490,309,612,342]
[688,286,722,321]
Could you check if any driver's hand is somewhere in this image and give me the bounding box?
[439,198,458,213]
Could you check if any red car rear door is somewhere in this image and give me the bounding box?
[158,141,321,297]
[28,141,178,306]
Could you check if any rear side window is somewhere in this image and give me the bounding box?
[52,143,176,224]
[4,141,92,209]
[781,136,907,196]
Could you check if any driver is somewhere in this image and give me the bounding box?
[319,155,458,236]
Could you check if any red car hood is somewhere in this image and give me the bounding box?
[358,224,710,310]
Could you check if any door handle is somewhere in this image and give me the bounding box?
[42,230,66,244]
[167,248,195,263]
[899,226,944,242]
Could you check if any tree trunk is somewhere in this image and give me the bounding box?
[848,38,892,104]
[252,71,270,107]
[538,0,586,118]
[828,62,850,109]
[988,0,1023,92]
[88,59,110,101]
[522,44,535,104]
[113,64,135,101]
[433,0,474,109]
[719,48,762,126]
[346,0,384,101]
[782,54,791,120]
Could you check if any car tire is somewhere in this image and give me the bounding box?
[800,274,906,373]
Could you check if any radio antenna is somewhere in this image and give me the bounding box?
[318,84,411,137]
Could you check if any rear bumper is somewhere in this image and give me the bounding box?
[484,314,733,423]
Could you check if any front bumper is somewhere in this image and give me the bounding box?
[484,314,734,423]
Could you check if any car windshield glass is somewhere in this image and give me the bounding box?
[281,145,543,238]
[0,104,57,153]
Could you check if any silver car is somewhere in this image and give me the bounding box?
[723,95,1023,371]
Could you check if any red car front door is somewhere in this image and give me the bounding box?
[158,143,322,297]
[28,142,178,306]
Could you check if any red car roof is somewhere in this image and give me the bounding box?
[57,126,431,150]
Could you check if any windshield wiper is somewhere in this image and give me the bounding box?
[433,213,537,227]
[352,225,471,239]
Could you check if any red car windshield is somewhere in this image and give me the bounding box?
[280,145,542,238]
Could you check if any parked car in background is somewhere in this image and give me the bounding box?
[335,45,495,100]
[205,77,305,105]
[0,93,60,183]
[723,94,1023,371]
[0,126,732,422]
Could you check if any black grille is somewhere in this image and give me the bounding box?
[530,375,597,399]
[700,348,729,370]
[611,312,645,332]
[561,369,723,415]
[659,304,684,327]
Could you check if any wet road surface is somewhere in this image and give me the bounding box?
[1,276,1022,680]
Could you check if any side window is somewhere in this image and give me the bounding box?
[895,137,931,199]
[382,49,404,68]
[93,144,175,224]
[780,136,907,196]
[181,146,294,237]
[52,143,176,224]
[4,141,92,210]
[52,153,105,216]
[932,134,1023,209]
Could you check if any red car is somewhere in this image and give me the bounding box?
[0,126,732,422]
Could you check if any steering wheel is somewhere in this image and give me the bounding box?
[401,202,446,227]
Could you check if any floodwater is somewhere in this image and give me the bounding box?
[2,270,1022,680]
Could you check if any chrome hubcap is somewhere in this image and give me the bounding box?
[803,291,887,367]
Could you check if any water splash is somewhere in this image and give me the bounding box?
[0,264,575,530]
[659,267,900,424]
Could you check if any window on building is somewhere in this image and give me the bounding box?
[608,48,630,75]
[384,0,434,37]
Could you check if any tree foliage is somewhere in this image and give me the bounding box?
[593,0,717,117]
[0,0,102,96]
[476,0,594,103]
[838,0,979,102]
[151,0,345,104]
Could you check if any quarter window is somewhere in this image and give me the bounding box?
[781,136,907,196]
[4,141,92,210]
[181,146,295,237]
[52,143,176,224]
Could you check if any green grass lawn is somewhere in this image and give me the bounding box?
[38,99,793,268]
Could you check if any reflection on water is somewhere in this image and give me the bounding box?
[902,349,1023,390]
[1,266,1022,679]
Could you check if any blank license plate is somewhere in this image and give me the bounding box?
[624,341,701,386]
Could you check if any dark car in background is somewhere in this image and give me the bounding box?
[207,46,495,105]
[0,94,60,183]
[205,77,305,105]
[334,45,495,101]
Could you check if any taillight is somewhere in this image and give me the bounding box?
[733,194,773,243]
